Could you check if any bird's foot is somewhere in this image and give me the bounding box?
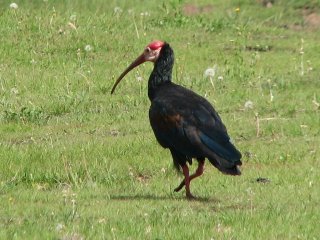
[186,192,196,200]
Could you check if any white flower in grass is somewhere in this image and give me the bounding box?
[244,100,253,109]
[204,69,214,78]
[204,65,218,89]
[114,7,122,14]
[55,223,64,232]
[140,12,150,17]
[70,14,77,22]
[84,44,93,52]
[136,76,143,82]
[10,3,18,9]
[204,66,217,78]
[11,87,19,95]
[217,75,224,81]
[98,218,106,224]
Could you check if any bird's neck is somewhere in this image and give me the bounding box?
[148,44,174,101]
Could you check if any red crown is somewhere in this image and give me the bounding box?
[148,40,165,50]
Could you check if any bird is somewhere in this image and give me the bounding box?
[111,40,242,199]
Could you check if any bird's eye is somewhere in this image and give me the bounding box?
[145,47,151,53]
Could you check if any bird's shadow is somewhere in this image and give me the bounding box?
[108,193,252,212]
[109,193,220,203]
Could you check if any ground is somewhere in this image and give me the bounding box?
[0,0,320,239]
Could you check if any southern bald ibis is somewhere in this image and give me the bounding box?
[111,41,242,198]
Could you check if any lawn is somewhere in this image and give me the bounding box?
[0,0,319,239]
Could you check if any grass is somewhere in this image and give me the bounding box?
[1,0,320,239]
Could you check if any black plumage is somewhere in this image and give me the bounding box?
[112,41,242,198]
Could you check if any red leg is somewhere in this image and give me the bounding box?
[190,160,205,181]
[174,160,205,198]
[181,165,194,199]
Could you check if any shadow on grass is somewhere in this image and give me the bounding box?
[109,194,220,203]
[108,194,251,211]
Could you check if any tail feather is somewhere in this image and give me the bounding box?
[199,132,241,162]
[198,132,242,175]
[218,164,241,175]
[208,157,241,175]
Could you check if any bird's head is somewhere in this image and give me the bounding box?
[111,40,165,94]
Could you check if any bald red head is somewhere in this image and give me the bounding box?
[111,40,165,94]
[148,40,165,50]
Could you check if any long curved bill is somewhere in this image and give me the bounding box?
[111,53,146,94]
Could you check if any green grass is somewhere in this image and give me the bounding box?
[1,0,320,239]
